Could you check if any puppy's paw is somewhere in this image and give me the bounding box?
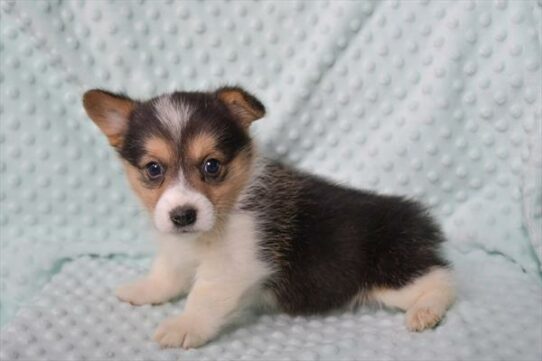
[115,278,169,306]
[154,315,212,349]
[405,306,442,331]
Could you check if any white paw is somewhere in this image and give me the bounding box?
[154,315,212,349]
[405,306,443,331]
[115,279,168,306]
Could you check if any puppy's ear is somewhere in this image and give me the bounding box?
[216,86,265,128]
[82,89,135,148]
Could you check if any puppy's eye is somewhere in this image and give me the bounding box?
[202,158,221,176]
[145,162,164,180]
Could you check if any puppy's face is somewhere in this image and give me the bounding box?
[82,87,265,235]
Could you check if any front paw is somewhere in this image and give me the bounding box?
[116,278,168,306]
[154,315,213,349]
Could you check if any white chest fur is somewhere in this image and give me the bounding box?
[116,211,273,348]
[156,211,271,285]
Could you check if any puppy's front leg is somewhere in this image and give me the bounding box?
[116,235,197,305]
[154,263,265,349]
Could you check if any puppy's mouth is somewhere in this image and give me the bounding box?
[152,206,216,235]
[174,227,199,234]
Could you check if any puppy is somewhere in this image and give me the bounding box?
[82,86,455,349]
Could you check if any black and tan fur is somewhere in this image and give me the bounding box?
[82,86,455,349]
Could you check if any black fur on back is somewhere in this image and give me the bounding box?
[241,160,449,315]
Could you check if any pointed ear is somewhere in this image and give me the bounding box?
[82,89,135,148]
[216,86,265,128]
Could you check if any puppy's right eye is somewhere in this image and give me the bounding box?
[145,162,164,180]
[203,158,221,177]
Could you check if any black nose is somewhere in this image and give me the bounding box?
[170,206,197,227]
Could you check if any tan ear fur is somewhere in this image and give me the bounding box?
[216,87,265,128]
[82,89,135,148]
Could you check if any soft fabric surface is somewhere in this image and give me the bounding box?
[1,252,541,360]
[0,0,541,358]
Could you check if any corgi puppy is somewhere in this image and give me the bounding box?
[82,86,455,349]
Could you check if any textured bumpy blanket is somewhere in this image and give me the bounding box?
[1,1,541,360]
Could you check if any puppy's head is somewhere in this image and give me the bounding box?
[82,87,265,235]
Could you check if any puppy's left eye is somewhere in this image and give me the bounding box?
[145,161,164,180]
[202,159,221,177]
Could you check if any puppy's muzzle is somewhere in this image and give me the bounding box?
[170,206,197,228]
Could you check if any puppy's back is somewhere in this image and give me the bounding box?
[240,159,450,315]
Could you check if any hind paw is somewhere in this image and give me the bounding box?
[405,306,442,331]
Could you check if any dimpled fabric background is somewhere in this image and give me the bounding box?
[0,0,541,360]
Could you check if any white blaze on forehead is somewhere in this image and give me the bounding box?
[153,95,192,138]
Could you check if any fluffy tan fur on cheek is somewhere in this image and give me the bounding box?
[121,137,174,213]
[122,161,166,212]
[184,132,254,217]
[205,150,253,212]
